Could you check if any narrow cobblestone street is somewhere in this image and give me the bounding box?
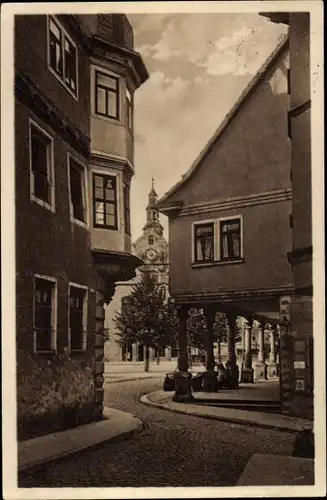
[20,378,296,488]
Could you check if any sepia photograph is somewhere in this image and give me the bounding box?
[1,1,325,498]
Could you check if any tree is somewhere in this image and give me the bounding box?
[187,308,206,349]
[114,274,177,372]
[186,310,239,363]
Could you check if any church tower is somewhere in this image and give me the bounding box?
[104,180,171,362]
[133,180,169,284]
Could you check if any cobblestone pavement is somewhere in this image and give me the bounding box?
[20,379,296,488]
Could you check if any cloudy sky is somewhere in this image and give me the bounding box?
[128,13,288,241]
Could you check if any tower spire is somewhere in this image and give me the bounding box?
[143,180,163,235]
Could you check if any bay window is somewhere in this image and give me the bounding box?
[93,173,118,229]
[123,183,131,235]
[126,87,133,130]
[95,71,119,120]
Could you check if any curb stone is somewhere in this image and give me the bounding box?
[140,393,305,434]
[105,375,162,384]
[18,409,144,478]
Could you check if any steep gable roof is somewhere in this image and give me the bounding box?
[157,35,289,210]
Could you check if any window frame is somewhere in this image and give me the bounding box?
[67,153,88,227]
[33,274,57,354]
[92,172,118,230]
[218,215,243,261]
[68,283,88,353]
[191,215,243,265]
[192,220,216,264]
[94,70,120,121]
[47,15,79,100]
[29,119,55,212]
[126,86,133,132]
[123,182,131,235]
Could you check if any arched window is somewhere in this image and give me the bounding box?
[148,235,154,245]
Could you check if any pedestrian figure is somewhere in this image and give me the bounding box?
[126,352,131,362]
[217,362,227,389]
[224,360,233,388]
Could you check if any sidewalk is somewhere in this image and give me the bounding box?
[237,453,314,486]
[141,390,313,433]
[104,360,180,384]
[18,407,143,475]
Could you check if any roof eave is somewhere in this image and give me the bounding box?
[259,12,290,25]
[156,201,183,216]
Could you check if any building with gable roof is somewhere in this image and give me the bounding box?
[157,35,292,397]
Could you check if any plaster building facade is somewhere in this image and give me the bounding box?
[104,182,171,362]
[15,14,148,420]
[157,37,291,398]
[261,12,313,414]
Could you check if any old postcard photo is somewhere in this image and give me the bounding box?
[1,0,325,498]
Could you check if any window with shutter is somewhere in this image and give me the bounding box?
[69,158,86,223]
[30,123,53,207]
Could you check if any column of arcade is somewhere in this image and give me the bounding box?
[241,320,279,382]
[172,304,280,401]
[172,305,241,401]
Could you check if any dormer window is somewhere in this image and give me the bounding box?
[48,16,78,98]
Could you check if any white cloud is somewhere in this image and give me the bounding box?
[203,26,262,76]
[202,24,288,76]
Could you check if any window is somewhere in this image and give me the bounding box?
[69,285,87,352]
[126,87,133,130]
[34,277,56,352]
[95,71,119,120]
[64,37,77,92]
[30,122,54,208]
[194,223,214,262]
[48,16,77,96]
[93,173,118,229]
[219,218,241,260]
[123,183,131,235]
[148,235,154,245]
[49,17,63,76]
[69,156,87,223]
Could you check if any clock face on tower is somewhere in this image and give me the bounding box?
[145,248,157,261]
